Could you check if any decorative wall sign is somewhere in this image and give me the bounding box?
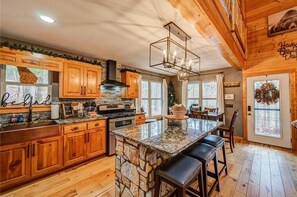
[225,104,233,108]
[225,94,234,100]
[277,42,297,60]
[17,67,38,84]
[0,92,51,107]
[0,41,102,66]
[224,81,240,88]
[268,6,297,37]
[255,82,280,105]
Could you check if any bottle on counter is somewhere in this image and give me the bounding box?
[17,114,24,122]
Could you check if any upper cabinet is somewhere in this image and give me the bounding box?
[59,62,101,98]
[0,47,63,72]
[121,71,140,98]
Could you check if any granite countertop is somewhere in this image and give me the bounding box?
[135,111,146,115]
[113,118,223,156]
[54,116,107,124]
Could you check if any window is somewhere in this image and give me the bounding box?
[187,80,217,109]
[187,82,199,109]
[202,81,217,108]
[1,65,52,105]
[141,80,162,116]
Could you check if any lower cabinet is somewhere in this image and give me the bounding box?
[63,120,106,166]
[0,142,31,188]
[0,120,106,190]
[31,136,63,177]
[87,127,106,158]
[64,131,87,166]
[0,136,63,189]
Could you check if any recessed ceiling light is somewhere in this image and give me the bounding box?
[39,15,55,23]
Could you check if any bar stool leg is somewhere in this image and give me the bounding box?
[198,168,205,197]
[213,155,220,192]
[154,175,161,197]
[202,163,208,196]
[222,144,228,175]
[177,188,185,197]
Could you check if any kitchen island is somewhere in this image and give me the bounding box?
[113,118,223,197]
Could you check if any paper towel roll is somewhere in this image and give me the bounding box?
[51,104,60,120]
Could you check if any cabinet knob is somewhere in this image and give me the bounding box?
[95,123,100,126]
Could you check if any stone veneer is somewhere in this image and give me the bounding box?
[115,136,174,197]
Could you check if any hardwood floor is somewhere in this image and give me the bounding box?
[1,142,296,197]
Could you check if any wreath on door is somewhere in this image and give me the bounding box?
[254,82,280,105]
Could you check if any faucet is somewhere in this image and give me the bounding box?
[28,96,33,123]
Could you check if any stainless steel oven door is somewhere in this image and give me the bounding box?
[109,116,136,131]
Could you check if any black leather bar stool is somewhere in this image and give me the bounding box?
[154,154,205,197]
[183,142,220,197]
[200,135,228,176]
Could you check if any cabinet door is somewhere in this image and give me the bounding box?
[87,127,106,158]
[84,66,101,97]
[122,72,139,98]
[63,63,84,97]
[31,136,63,177]
[0,142,31,188]
[64,131,86,166]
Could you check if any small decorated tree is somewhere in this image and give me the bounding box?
[168,80,177,107]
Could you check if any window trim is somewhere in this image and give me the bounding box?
[141,79,163,117]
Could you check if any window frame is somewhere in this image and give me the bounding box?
[187,79,218,109]
[141,79,163,117]
[0,65,53,106]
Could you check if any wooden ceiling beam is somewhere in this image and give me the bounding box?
[168,0,245,71]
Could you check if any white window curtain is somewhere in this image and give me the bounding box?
[216,74,224,113]
[162,78,168,116]
[136,75,143,111]
[181,80,188,108]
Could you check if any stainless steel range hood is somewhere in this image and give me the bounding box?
[101,60,129,87]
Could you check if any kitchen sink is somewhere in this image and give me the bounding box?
[0,120,61,146]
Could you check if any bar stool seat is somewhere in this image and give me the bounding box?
[184,142,220,197]
[200,135,228,176]
[185,142,216,163]
[200,135,224,147]
[155,154,205,197]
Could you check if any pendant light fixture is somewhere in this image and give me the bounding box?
[149,22,201,81]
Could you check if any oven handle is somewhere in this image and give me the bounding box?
[109,116,136,123]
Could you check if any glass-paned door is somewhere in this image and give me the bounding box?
[247,74,291,148]
[254,80,281,138]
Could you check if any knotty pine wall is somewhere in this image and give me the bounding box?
[244,0,297,150]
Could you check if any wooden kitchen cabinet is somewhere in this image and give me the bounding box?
[63,131,86,166]
[60,62,101,98]
[0,142,31,188]
[121,71,140,98]
[87,127,106,158]
[84,66,101,97]
[31,136,63,177]
[136,114,145,126]
[63,120,106,166]
[61,62,85,97]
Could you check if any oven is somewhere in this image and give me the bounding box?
[108,116,136,155]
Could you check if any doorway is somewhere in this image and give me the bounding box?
[247,73,291,148]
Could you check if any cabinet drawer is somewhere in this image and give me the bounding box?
[64,123,87,134]
[87,120,106,130]
[136,114,145,121]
